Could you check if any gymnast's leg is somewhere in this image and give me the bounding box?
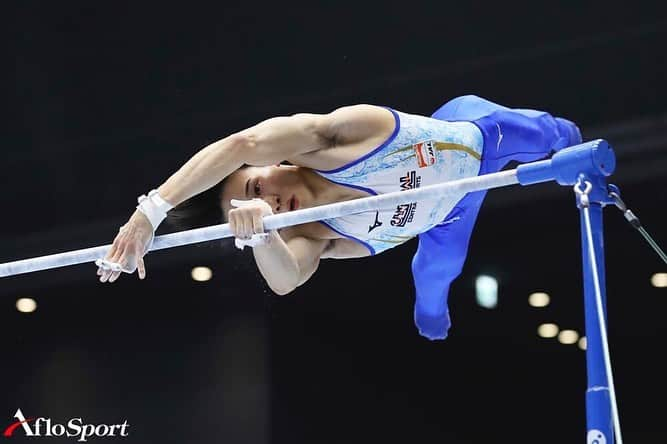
[412,95,583,340]
[432,94,582,174]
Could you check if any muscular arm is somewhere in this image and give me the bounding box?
[156,113,331,207]
[252,231,329,295]
[156,105,390,207]
[252,230,369,295]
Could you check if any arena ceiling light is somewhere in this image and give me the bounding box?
[558,329,579,345]
[16,298,37,313]
[475,275,498,309]
[537,323,559,338]
[650,272,667,288]
[578,336,587,351]
[528,292,550,307]
[191,266,213,282]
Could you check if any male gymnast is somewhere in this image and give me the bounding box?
[96,95,581,339]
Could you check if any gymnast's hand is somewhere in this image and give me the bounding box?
[228,198,273,241]
[97,211,153,283]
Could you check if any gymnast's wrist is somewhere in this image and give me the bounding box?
[135,189,174,231]
[256,230,280,246]
[130,210,152,229]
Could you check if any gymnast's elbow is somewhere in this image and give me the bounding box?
[268,267,316,295]
[268,281,298,296]
[224,131,257,155]
[263,269,301,296]
[227,130,272,166]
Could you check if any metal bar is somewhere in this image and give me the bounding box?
[0,170,519,277]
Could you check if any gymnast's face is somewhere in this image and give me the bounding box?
[220,165,309,219]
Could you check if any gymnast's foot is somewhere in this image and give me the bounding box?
[555,117,583,150]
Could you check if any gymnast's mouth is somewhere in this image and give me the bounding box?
[289,195,299,211]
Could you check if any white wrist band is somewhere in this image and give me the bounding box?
[136,189,174,230]
[234,232,272,250]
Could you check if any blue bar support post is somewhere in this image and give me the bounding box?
[517,139,618,442]
[579,201,613,443]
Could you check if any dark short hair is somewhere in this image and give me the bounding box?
[164,181,225,233]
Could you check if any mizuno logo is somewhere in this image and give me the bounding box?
[438,216,461,226]
[496,122,503,151]
[368,211,383,233]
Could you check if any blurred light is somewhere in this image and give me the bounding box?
[651,273,667,288]
[191,266,213,282]
[475,275,498,309]
[558,329,579,345]
[578,336,587,350]
[528,292,550,307]
[537,323,559,338]
[16,298,37,313]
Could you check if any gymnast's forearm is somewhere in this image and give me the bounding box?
[252,232,302,295]
[155,135,247,207]
[155,113,329,208]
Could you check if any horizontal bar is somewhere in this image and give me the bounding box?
[516,139,615,186]
[0,169,519,278]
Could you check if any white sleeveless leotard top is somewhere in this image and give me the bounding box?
[315,108,484,255]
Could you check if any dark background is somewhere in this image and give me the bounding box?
[2,2,666,443]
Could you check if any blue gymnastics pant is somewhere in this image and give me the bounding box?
[412,95,582,340]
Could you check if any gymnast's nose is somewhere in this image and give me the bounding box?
[264,194,281,213]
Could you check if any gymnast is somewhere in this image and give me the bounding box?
[96,94,582,339]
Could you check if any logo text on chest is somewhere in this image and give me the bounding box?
[391,203,417,227]
[413,140,437,168]
[399,170,421,190]
[392,170,421,227]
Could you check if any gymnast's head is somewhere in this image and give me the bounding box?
[166,164,313,232]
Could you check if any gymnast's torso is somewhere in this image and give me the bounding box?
[285,106,484,255]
